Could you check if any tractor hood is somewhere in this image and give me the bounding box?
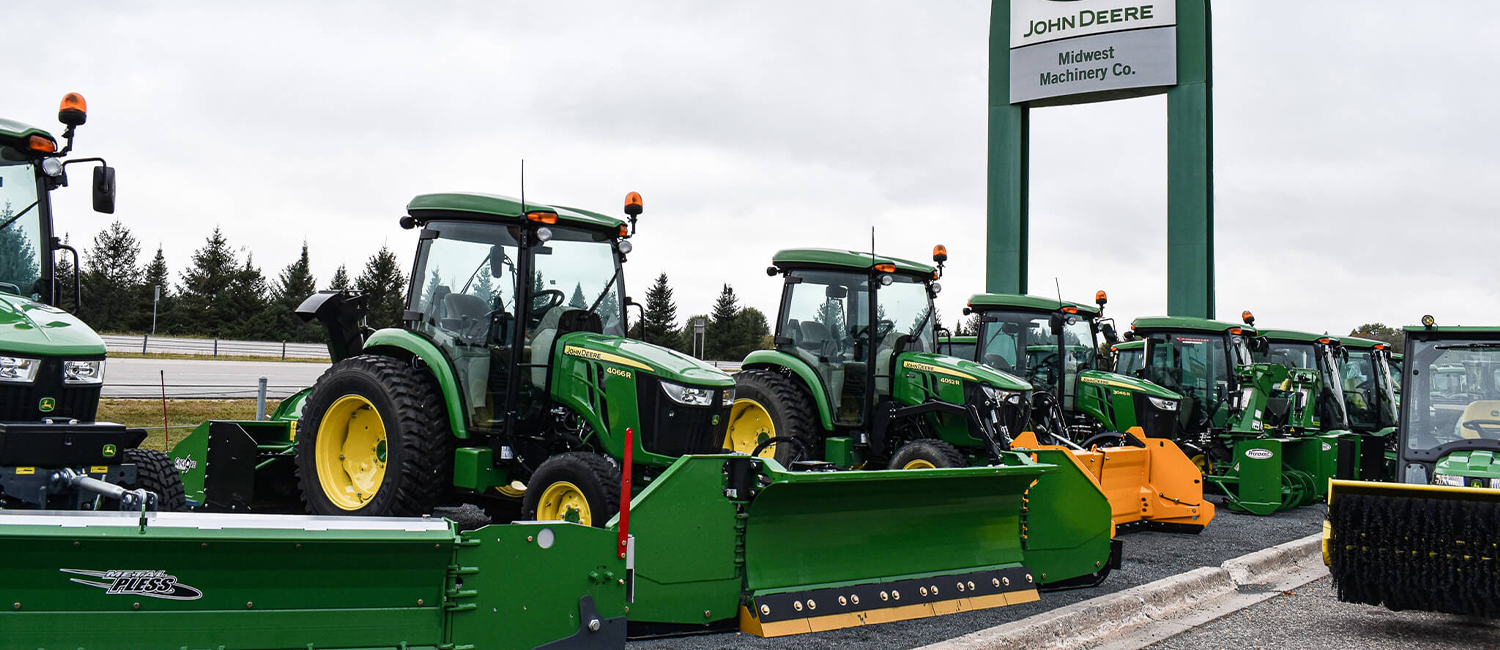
[1433,450,1500,487]
[0,293,106,358]
[898,352,1032,392]
[557,332,735,387]
[1078,370,1181,400]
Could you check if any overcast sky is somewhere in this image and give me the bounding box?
[7,1,1499,336]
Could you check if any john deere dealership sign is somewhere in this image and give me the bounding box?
[1010,0,1177,103]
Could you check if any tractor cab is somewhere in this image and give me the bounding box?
[1398,321,1500,487]
[1131,316,1258,435]
[1337,337,1400,435]
[964,292,1183,444]
[1253,329,1352,433]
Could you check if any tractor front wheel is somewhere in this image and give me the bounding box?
[295,355,452,516]
[522,453,621,527]
[729,369,819,465]
[889,439,967,469]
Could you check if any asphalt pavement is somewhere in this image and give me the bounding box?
[1145,576,1500,650]
[631,496,1328,650]
[104,357,330,399]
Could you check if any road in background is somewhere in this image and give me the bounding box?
[1145,576,1500,650]
[103,334,331,360]
[105,358,329,398]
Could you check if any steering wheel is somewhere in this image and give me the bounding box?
[1462,419,1500,438]
[527,289,566,325]
[1028,352,1058,387]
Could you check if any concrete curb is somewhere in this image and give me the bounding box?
[919,532,1323,650]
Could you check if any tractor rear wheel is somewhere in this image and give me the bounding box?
[522,452,621,527]
[729,369,820,465]
[295,355,452,516]
[889,439,967,469]
[109,449,188,512]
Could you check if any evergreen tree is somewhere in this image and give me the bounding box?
[730,307,772,359]
[679,313,711,357]
[568,282,588,309]
[356,245,407,329]
[269,242,321,342]
[638,272,681,349]
[134,245,172,333]
[328,264,353,291]
[175,227,239,335]
[0,201,42,301]
[421,268,445,310]
[80,220,141,331]
[705,284,741,360]
[472,272,495,306]
[225,253,274,339]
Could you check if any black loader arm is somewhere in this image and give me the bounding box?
[296,291,370,362]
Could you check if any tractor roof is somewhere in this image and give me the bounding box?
[0,117,56,149]
[406,192,625,232]
[966,293,1100,317]
[1260,329,1335,344]
[1339,336,1391,350]
[1131,316,1255,336]
[944,335,977,344]
[771,248,935,275]
[1404,325,1500,335]
[1113,339,1144,349]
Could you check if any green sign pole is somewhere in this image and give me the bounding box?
[986,0,1028,295]
[1165,0,1213,318]
[987,0,1214,318]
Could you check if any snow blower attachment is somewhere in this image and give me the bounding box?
[0,511,631,650]
[1324,320,1500,618]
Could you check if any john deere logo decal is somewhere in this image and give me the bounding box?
[38,397,55,412]
[60,569,204,600]
[101,444,118,458]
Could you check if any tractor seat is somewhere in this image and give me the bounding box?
[798,320,831,351]
[442,293,491,343]
[1457,400,1500,439]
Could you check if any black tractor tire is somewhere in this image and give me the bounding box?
[295,355,453,517]
[521,452,622,528]
[110,448,189,512]
[889,438,968,469]
[732,369,821,465]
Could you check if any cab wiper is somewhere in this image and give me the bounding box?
[588,268,621,314]
[0,201,39,232]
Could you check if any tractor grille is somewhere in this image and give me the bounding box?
[1133,392,1177,440]
[0,358,102,423]
[635,376,732,457]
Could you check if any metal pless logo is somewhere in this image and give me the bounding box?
[61,569,204,600]
[1244,449,1275,461]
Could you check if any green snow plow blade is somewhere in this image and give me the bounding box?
[0,511,628,650]
[620,454,1111,637]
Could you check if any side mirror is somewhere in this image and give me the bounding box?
[1100,321,1119,346]
[92,166,116,214]
[625,297,645,335]
[1048,311,1065,336]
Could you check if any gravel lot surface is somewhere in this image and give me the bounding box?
[631,495,1327,650]
[1146,576,1500,650]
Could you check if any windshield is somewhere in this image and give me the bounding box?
[1115,345,1144,375]
[1145,332,1232,406]
[0,162,46,301]
[1259,341,1349,429]
[531,226,625,336]
[880,274,935,354]
[941,340,976,360]
[978,309,1094,394]
[1402,339,1500,454]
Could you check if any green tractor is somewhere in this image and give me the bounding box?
[1324,317,1500,617]
[0,94,184,511]
[1132,314,1339,514]
[961,292,1185,447]
[726,246,1117,588]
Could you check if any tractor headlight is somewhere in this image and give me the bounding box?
[982,385,1023,406]
[1433,473,1465,487]
[63,359,105,385]
[0,356,41,383]
[662,380,714,407]
[722,388,736,407]
[1148,396,1178,412]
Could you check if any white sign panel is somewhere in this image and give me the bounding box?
[1010,0,1177,104]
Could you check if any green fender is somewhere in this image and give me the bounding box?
[741,349,835,430]
[363,328,470,439]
